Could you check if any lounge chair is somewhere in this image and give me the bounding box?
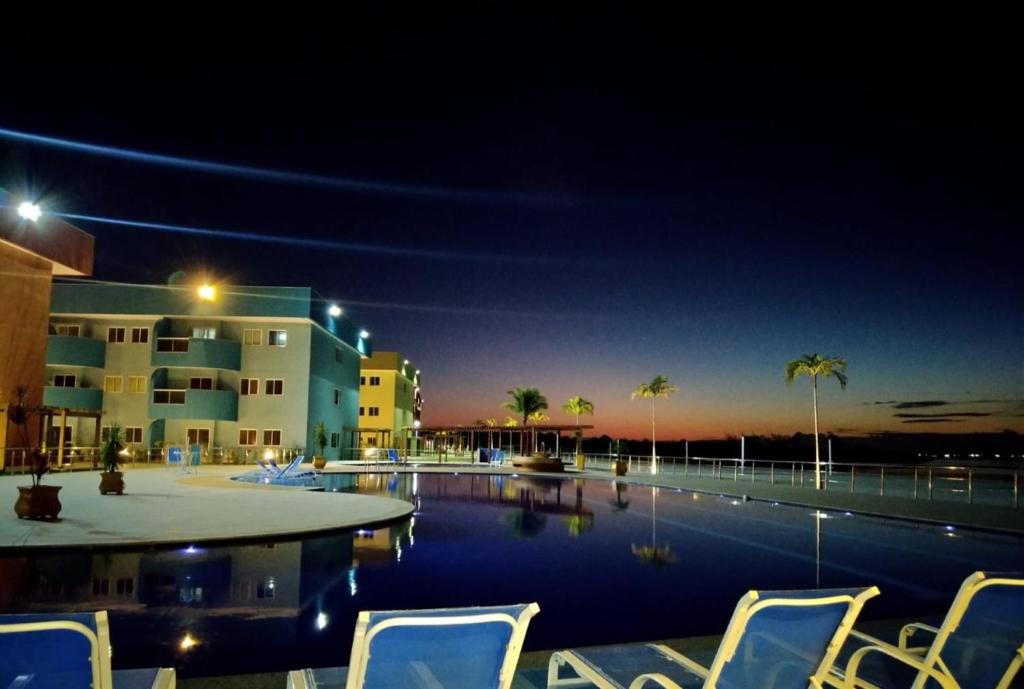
[257,459,282,477]
[276,455,306,479]
[0,610,175,689]
[548,587,879,689]
[287,603,540,689]
[491,449,505,466]
[387,449,401,464]
[829,571,1024,689]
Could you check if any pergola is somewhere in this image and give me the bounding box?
[401,422,594,460]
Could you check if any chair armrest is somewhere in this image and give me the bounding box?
[845,644,959,689]
[629,672,685,689]
[899,623,940,650]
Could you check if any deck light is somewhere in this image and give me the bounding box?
[359,329,370,338]
[179,633,198,651]
[197,284,216,301]
[328,304,342,317]
[17,201,42,221]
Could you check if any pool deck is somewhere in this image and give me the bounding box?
[0,465,412,550]
[326,461,1024,534]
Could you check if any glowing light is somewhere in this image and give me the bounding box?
[403,359,409,365]
[263,449,275,460]
[17,201,42,222]
[328,304,342,317]
[348,566,358,597]
[179,633,198,651]
[197,284,216,301]
[359,330,370,339]
[315,612,329,630]
[183,545,198,555]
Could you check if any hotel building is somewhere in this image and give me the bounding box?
[356,351,422,450]
[42,281,370,460]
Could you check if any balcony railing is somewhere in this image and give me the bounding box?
[152,337,241,370]
[149,387,238,421]
[156,337,189,353]
[45,334,106,368]
[42,385,103,411]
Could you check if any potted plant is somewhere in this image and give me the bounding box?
[10,387,62,520]
[312,421,328,470]
[100,423,126,495]
[611,440,628,476]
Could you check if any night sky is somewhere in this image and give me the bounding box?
[2,12,1021,439]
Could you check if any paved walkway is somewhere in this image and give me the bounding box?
[0,465,412,550]
[326,461,1024,534]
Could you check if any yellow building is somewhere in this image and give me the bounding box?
[356,352,421,451]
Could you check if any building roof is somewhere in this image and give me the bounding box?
[361,351,419,380]
[0,205,94,276]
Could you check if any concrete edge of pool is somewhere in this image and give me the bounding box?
[0,465,413,551]
[324,462,1024,535]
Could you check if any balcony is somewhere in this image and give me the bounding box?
[151,337,241,371]
[150,388,238,421]
[45,335,106,368]
[43,386,103,412]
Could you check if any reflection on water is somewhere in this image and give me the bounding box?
[1,472,1021,678]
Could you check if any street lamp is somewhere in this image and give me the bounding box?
[359,329,370,339]
[197,284,216,301]
[328,304,342,318]
[17,201,42,222]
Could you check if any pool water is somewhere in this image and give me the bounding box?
[1,472,1021,678]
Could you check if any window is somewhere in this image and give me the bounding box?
[193,327,216,340]
[263,429,282,446]
[130,327,149,344]
[243,328,262,345]
[333,388,341,405]
[115,578,135,596]
[264,379,284,395]
[53,374,77,388]
[368,376,381,386]
[368,406,380,417]
[239,429,258,446]
[359,406,365,416]
[335,347,343,364]
[55,324,81,337]
[156,338,189,352]
[240,378,259,396]
[189,377,213,390]
[268,330,287,347]
[153,389,186,404]
[128,376,147,393]
[186,428,210,445]
[330,432,339,448]
[101,426,111,443]
[124,426,143,444]
[107,327,126,343]
[104,376,124,393]
[360,376,366,386]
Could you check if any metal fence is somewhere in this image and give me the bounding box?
[2,445,305,472]
[566,453,1021,508]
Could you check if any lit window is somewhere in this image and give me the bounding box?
[239,429,257,446]
[263,429,282,446]
[129,376,147,394]
[104,376,124,393]
[193,327,216,340]
[131,327,149,344]
[268,330,287,347]
[243,328,262,345]
[265,379,284,396]
[107,327,126,343]
[187,428,211,446]
[240,378,259,396]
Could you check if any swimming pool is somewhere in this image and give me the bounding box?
[2,472,1020,678]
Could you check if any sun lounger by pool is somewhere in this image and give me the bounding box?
[0,610,175,689]
[829,571,1024,689]
[387,449,401,464]
[288,603,540,689]
[548,587,878,689]
[491,449,505,465]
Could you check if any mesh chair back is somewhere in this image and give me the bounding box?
[0,612,104,689]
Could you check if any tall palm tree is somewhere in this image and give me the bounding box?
[631,375,678,473]
[561,395,594,457]
[485,417,497,449]
[503,416,519,455]
[503,387,548,455]
[785,354,848,490]
[527,411,550,452]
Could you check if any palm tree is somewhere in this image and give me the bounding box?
[527,411,550,452]
[785,354,848,490]
[631,375,678,473]
[485,417,497,449]
[503,387,548,456]
[503,416,519,455]
[561,395,594,458]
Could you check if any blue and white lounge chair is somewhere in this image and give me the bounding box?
[0,610,175,689]
[276,456,306,479]
[287,603,540,689]
[387,449,401,464]
[548,587,879,689]
[491,449,505,466]
[829,571,1024,689]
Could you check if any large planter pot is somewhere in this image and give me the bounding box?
[99,471,125,495]
[312,456,327,470]
[574,454,586,471]
[14,485,63,520]
[612,459,628,476]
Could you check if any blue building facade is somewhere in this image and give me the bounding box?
[43,281,370,460]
